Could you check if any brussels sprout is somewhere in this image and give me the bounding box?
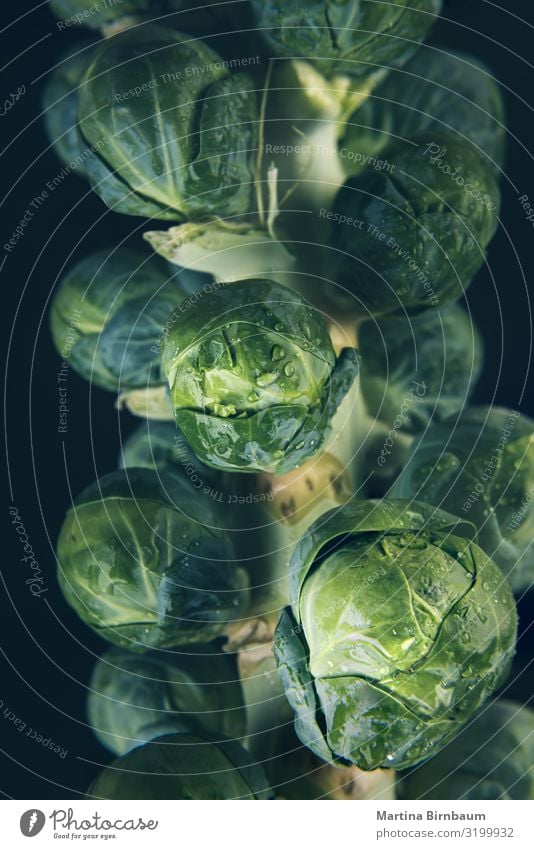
[88,732,272,799]
[359,304,483,433]
[274,500,517,771]
[341,48,506,175]
[78,25,258,221]
[87,645,245,754]
[328,131,500,316]
[42,41,97,176]
[50,247,182,407]
[392,407,534,594]
[161,279,360,474]
[249,1,441,80]
[401,701,534,800]
[56,469,249,650]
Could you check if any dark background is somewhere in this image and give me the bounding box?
[1,0,533,798]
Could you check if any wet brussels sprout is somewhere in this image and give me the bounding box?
[392,407,534,594]
[249,1,441,80]
[328,131,500,316]
[401,701,534,800]
[161,279,360,474]
[50,247,183,413]
[42,41,97,176]
[341,48,506,176]
[359,304,483,433]
[56,469,249,650]
[88,732,272,799]
[87,645,245,754]
[274,500,517,771]
[78,25,258,221]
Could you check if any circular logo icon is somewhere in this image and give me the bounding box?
[20,810,46,837]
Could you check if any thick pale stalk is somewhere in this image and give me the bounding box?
[224,451,353,756]
[116,386,174,421]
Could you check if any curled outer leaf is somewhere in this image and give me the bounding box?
[274,499,517,771]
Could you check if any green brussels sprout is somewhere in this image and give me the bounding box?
[78,25,258,221]
[249,1,441,80]
[88,732,272,799]
[161,279,360,474]
[87,645,245,754]
[392,407,534,594]
[50,247,182,410]
[341,48,506,176]
[42,41,97,176]
[328,131,500,317]
[401,700,534,800]
[359,304,483,433]
[274,500,517,771]
[56,469,250,650]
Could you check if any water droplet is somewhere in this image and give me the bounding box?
[284,362,295,377]
[248,391,260,402]
[274,323,284,332]
[301,323,312,340]
[215,436,230,454]
[256,372,279,388]
[271,345,285,361]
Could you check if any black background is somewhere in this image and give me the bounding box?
[1,0,533,798]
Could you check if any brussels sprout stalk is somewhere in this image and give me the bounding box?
[144,215,297,287]
[267,60,383,210]
[224,451,355,759]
